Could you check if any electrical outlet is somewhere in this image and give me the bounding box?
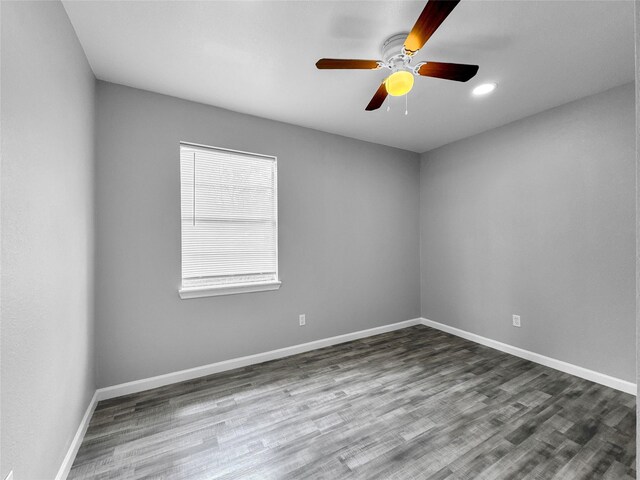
[512,315,521,327]
[299,314,306,326]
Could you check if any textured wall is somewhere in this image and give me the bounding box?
[420,83,635,382]
[1,2,96,479]
[94,81,420,388]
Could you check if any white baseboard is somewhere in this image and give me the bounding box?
[420,318,636,395]
[55,391,98,480]
[95,318,422,401]
[95,316,636,400]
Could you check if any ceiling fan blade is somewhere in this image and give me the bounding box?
[416,61,478,82]
[316,59,381,70]
[365,83,388,111]
[404,0,461,56]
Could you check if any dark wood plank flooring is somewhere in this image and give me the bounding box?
[69,325,636,479]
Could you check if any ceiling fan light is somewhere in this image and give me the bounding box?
[384,71,414,97]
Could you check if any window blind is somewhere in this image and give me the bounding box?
[180,143,278,289]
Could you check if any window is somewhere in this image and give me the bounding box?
[179,142,280,298]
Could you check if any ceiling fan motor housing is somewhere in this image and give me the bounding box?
[378,32,416,75]
[381,33,413,72]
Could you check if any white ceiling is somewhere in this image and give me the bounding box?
[63,0,635,153]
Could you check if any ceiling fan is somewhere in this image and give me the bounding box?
[315,0,479,111]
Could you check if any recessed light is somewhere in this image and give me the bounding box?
[472,83,497,96]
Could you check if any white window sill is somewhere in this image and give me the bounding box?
[179,281,281,299]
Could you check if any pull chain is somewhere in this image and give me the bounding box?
[405,92,408,116]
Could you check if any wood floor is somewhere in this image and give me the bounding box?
[69,325,636,480]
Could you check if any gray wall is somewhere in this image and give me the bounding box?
[1,2,96,479]
[634,0,639,466]
[420,83,636,382]
[94,81,420,388]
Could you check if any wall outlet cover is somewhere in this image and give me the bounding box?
[512,315,521,327]
[299,314,306,326]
